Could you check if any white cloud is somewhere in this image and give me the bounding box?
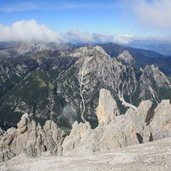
[66,30,134,44]
[0,20,65,43]
[112,34,134,44]
[66,30,96,43]
[129,0,171,31]
[0,20,135,44]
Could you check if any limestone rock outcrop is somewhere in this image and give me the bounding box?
[96,89,120,126]
[62,121,92,153]
[150,100,171,140]
[0,114,64,162]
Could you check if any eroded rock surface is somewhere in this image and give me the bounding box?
[62,121,92,153]
[150,100,171,140]
[96,89,119,126]
[0,114,64,162]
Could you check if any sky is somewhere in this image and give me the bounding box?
[0,0,171,44]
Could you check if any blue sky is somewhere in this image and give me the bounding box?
[0,0,135,34]
[0,0,171,43]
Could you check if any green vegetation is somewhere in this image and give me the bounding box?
[61,127,71,136]
[48,82,54,90]
[159,88,171,100]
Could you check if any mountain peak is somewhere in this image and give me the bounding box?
[71,45,108,57]
[143,65,171,88]
[117,50,135,65]
[94,46,108,55]
[144,65,163,77]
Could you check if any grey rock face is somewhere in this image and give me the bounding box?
[0,128,4,138]
[0,114,64,162]
[89,93,153,150]
[1,137,171,171]
[138,65,171,104]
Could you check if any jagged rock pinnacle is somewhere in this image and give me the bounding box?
[118,50,135,65]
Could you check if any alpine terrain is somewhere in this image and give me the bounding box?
[0,42,171,170]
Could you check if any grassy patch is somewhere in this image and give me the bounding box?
[61,126,71,135]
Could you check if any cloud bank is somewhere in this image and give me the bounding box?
[0,19,134,44]
[0,20,65,43]
[130,0,171,31]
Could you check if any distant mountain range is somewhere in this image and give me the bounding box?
[99,42,171,75]
[128,39,171,56]
[1,41,171,75]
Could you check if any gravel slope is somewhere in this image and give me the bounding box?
[1,138,171,171]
